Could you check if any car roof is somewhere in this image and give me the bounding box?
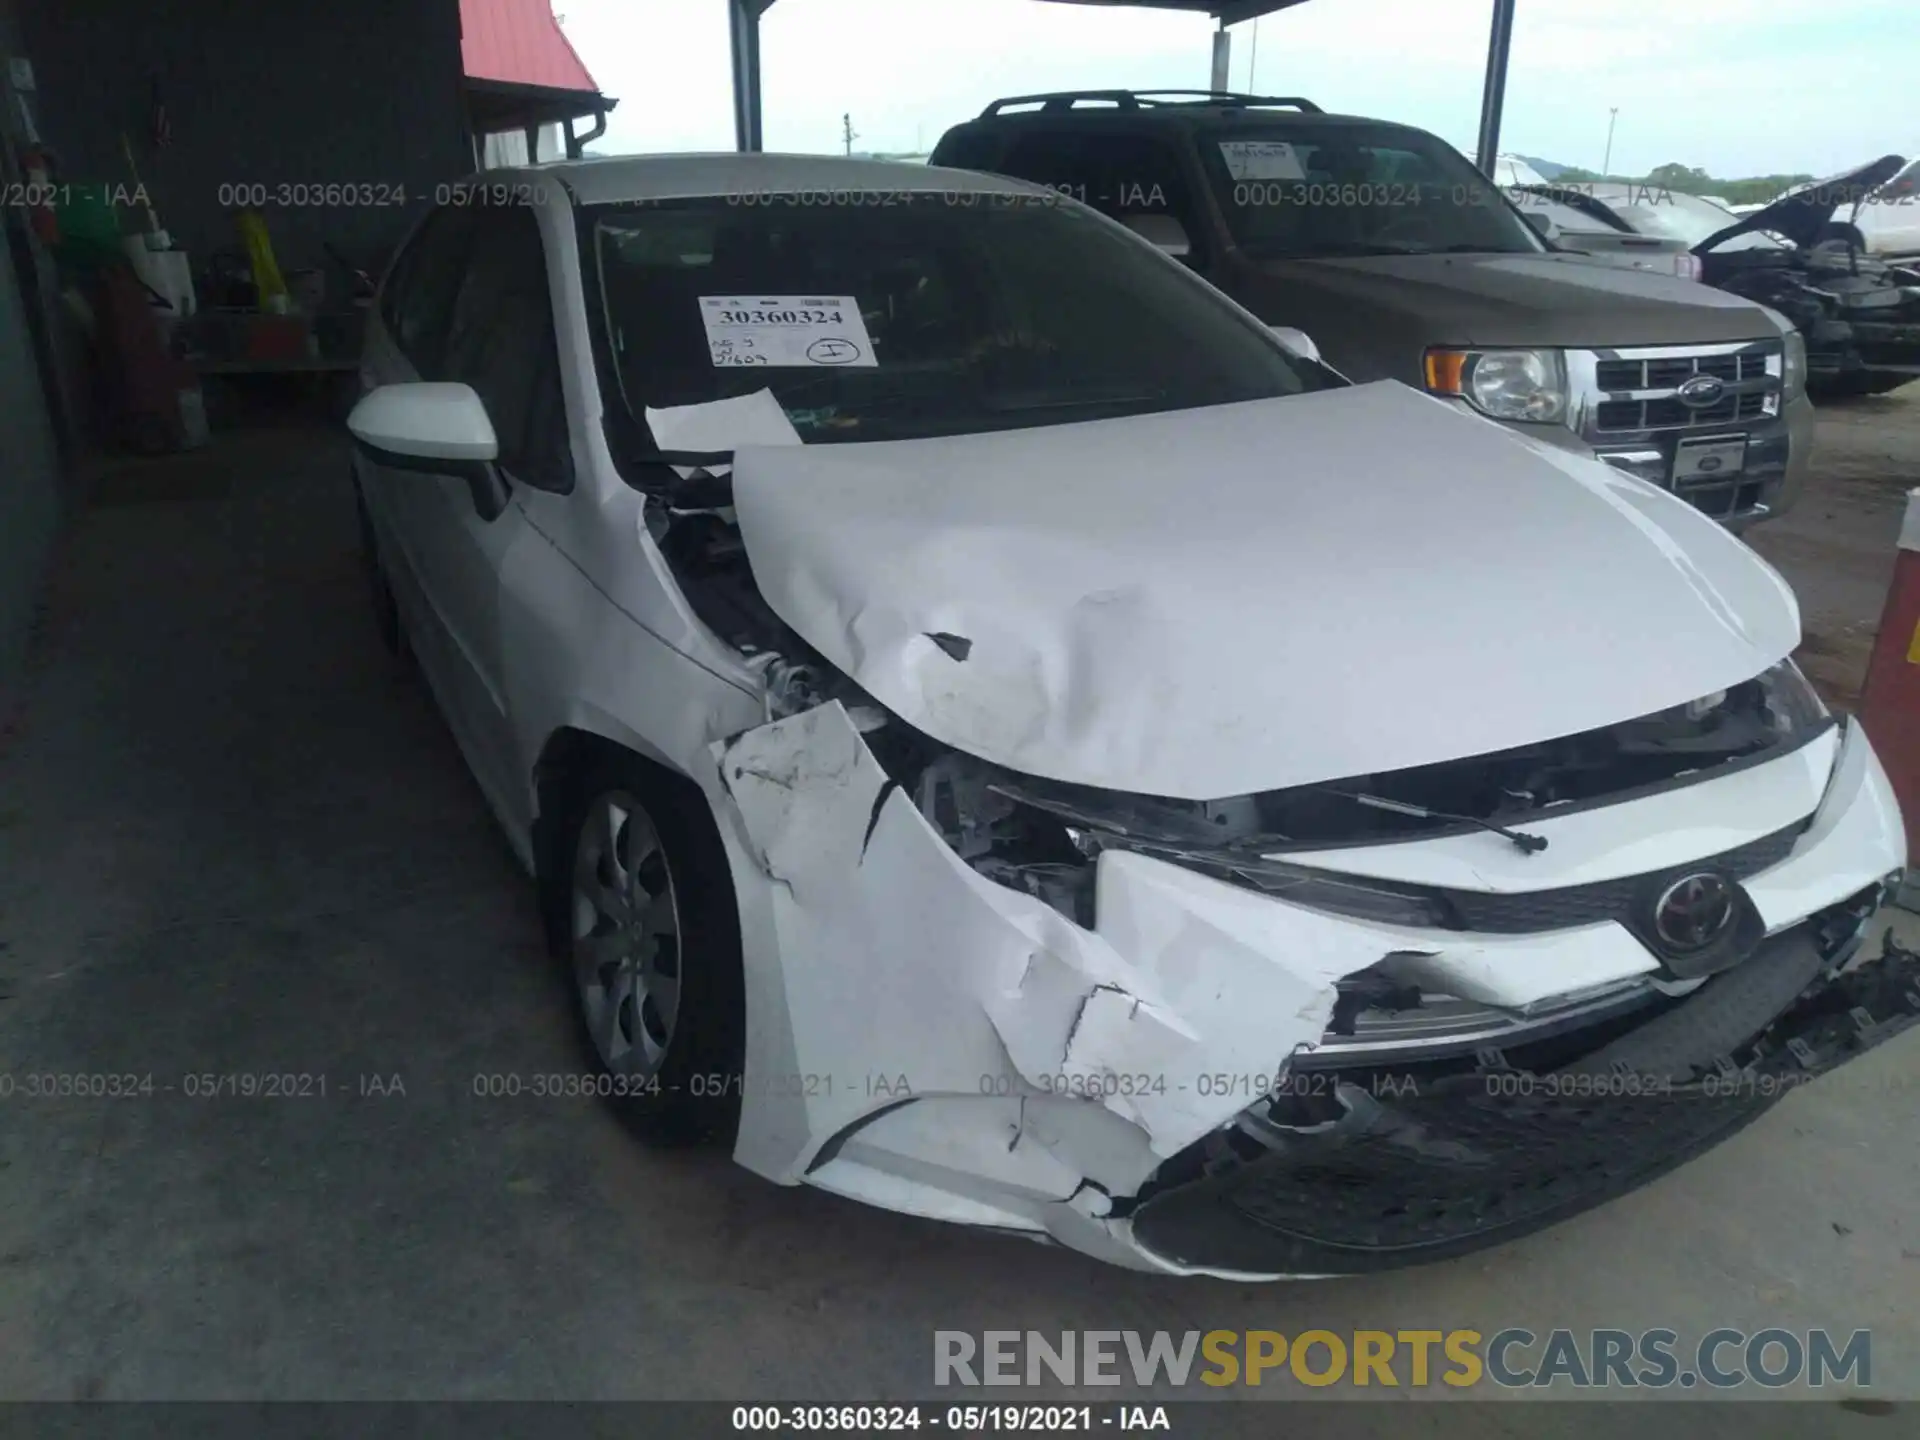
[947,106,1431,140]
[465,153,1045,207]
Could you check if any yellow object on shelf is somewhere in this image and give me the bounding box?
[235,209,288,310]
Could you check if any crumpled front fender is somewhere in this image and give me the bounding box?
[706,701,1376,1190]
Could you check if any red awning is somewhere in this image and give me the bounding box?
[461,0,600,94]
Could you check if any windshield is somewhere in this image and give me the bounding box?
[581,193,1332,449]
[1197,122,1547,259]
[1508,191,1625,239]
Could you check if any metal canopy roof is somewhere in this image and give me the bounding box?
[1038,0,1318,22]
[725,0,1517,174]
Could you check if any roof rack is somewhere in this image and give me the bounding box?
[978,89,1321,118]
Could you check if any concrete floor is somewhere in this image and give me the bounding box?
[1751,388,1920,709]
[0,412,1916,1420]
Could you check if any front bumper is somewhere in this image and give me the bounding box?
[1501,394,1812,533]
[1128,930,1919,1275]
[1806,314,1920,385]
[706,709,1908,1278]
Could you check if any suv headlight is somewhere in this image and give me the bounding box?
[1782,330,1808,400]
[1425,347,1570,424]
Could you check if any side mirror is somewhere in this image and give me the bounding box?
[348,382,509,520]
[1521,210,1553,238]
[1268,325,1321,364]
[1121,212,1192,258]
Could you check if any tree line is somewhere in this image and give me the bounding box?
[1551,162,1816,207]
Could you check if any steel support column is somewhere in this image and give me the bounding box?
[729,0,766,153]
[1474,0,1516,175]
[1209,24,1232,93]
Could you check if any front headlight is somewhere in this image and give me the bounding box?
[1781,330,1808,400]
[1753,656,1827,733]
[1124,845,1457,928]
[1424,347,1570,424]
[981,773,1457,929]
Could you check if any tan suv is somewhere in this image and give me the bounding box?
[933,90,1815,529]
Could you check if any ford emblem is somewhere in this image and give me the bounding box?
[1677,374,1726,408]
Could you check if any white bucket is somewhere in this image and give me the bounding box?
[122,234,197,318]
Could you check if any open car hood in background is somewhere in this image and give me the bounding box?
[1696,154,1906,254]
[727,383,1800,800]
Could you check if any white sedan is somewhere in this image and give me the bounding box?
[348,154,1915,1278]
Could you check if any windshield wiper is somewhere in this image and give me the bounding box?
[1329,790,1549,854]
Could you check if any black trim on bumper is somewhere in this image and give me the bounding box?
[1128,934,1920,1276]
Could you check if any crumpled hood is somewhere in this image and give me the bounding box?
[728,382,1799,800]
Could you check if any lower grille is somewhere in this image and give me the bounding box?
[1679,479,1768,521]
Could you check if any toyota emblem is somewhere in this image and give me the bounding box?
[1676,374,1726,409]
[1652,872,1736,952]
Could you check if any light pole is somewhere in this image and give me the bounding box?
[1602,107,1619,179]
[1247,18,1260,91]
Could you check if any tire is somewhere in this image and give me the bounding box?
[543,750,745,1146]
[352,481,405,658]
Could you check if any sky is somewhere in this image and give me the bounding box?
[555,0,1912,179]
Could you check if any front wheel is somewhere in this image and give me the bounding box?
[547,754,745,1145]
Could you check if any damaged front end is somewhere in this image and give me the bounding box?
[1130,930,1920,1274]
[681,553,1913,1270]
[1696,155,1920,394]
[1705,245,1920,395]
[644,398,1909,1276]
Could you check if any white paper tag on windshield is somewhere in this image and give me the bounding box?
[1217,140,1306,181]
[698,295,877,368]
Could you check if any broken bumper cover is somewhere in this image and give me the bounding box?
[1127,935,1920,1276]
[708,705,1908,1277]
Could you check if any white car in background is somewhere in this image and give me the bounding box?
[1493,153,1550,188]
[346,153,1915,1278]
[1515,163,1920,396]
[1507,185,1708,280]
[1738,156,1920,257]
[1825,155,1920,257]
